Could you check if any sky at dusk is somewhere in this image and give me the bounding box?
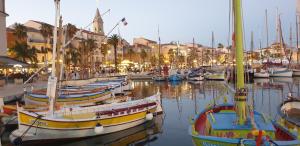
[5,0,298,50]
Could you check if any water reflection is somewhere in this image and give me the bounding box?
[3,78,300,146]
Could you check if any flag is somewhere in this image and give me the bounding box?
[121,18,128,26]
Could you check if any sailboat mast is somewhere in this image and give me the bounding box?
[251,31,254,66]
[193,38,195,67]
[158,26,161,74]
[296,15,299,63]
[233,0,246,125]
[47,0,60,116]
[265,9,269,47]
[211,31,214,66]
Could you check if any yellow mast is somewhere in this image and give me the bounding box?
[233,0,247,125]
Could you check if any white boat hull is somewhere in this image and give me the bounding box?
[187,76,204,81]
[254,72,269,78]
[10,117,146,142]
[293,69,300,76]
[269,70,293,77]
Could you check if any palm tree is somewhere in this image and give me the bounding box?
[40,23,53,65]
[65,47,81,71]
[80,39,97,78]
[168,49,175,64]
[9,41,37,63]
[140,49,147,64]
[128,48,135,61]
[66,23,77,40]
[100,43,109,63]
[108,34,120,72]
[13,23,27,41]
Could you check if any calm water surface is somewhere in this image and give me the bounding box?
[3,78,300,146]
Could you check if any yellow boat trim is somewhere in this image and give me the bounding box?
[19,108,156,129]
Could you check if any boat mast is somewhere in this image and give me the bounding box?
[296,15,299,63]
[193,37,195,68]
[251,31,254,66]
[158,26,161,74]
[265,9,269,47]
[233,0,247,125]
[47,0,60,116]
[211,31,214,66]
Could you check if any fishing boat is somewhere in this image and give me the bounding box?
[189,0,299,145]
[204,71,225,81]
[24,86,113,106]
[292,69,300,76]
[9,2,163,144]
[278,94,300,139]
[269,67,293,77]
[254,69,269,78]
[153,75,167,81]
[187,69,204,81]
[10,93,163,144]
[153,27,167,82]
[168,69,183,82]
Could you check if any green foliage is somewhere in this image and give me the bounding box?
[140,49,147,63]
[13,23,27,41]
[9,41,37,63]
[108,34,120,71]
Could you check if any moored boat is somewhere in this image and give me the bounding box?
[254,69,269,78]
[269,67,293,77]
[189,104,299,146]
[10,93,163,144]
[292,69,300,76]
[204,71,225,81]
[278,95,300,139]
[189,0,300,145]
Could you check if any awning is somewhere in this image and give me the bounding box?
[0,56,29,67]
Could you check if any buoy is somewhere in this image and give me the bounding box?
[145,111,153,121]
[94,123,104,134]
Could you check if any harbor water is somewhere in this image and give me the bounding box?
[2,78,299,146]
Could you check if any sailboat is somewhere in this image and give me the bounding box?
[153,27,167,81]
[269,13,293,77]
[293,15,300,76]
[189,0,299,145]
[168,42,184,82]
[9,1,163,144]
[204,32,226,81]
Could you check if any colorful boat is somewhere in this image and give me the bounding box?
[10,93,163,144]
[278,96,300,139]
[168,74,183,82]
[189,0,300,145]
[24,86,113,106]
[189,104,299,146]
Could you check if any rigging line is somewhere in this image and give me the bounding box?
[228,0,232,47]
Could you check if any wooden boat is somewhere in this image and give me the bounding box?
[254,69,269,78]
[152,75,167,81]
[292,69,300,76]
[278,96,300,139]
[9,2,164,145]
[189,0,300,145]
[189,104,299,146]
[24,86,113,106]
[10,93,163,144]
[187,75,204,81]
[269,67,293,77]
[168,69,183,81]
[204,71,225,81]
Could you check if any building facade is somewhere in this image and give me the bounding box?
[0,0,8,56]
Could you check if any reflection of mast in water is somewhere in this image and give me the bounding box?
[191,84,197,114]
